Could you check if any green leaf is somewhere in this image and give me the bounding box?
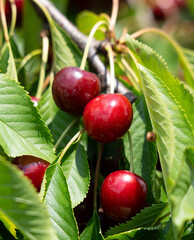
[105,203,168,237]
[80,211,104,240]
[76,11,108,40]
[126,36,194,238]
[171,147,194,233]
[0,159,57,240]
[61,143,90,208]
[123,95,157,204]
[44,162,79,240]
[0,74,55,162]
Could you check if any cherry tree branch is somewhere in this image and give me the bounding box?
[34,0,137,102]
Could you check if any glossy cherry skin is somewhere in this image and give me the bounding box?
[100,170,147,222]
[83,93,133,143]
[5,0,24,25]
[52,67,101,115]
[12,155,49,192]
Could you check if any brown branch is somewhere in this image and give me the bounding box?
[34,0,137,102]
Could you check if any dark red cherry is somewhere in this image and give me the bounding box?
[52,67,101,115]
[100,170,147,222]
[12,155,49,192]
[5,0,24,25]
[83,93,133,143]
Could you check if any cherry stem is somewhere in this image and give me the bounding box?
[109,0,119,34]
[57,129,84,164]
[128,130,134,172]
[9,0,17,37]
[106,44,115,94]
[55,116,80,149]
[36,33,49,99]
[93,142,104,211]
[80,20,108,70]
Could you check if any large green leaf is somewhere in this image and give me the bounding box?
[0,159,57,240]
[123,95,157,204]
[0,74,55,162]
[126,36,194,238]
[105,203,168,236]
[80,211,104,240]
[61,143,90,208]
[44,162,79,240]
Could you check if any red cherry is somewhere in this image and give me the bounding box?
[52,67,101,115]
[5,0,24,25]
[12,155,49,192]
[83,93,133,143]
[100,170,147,222]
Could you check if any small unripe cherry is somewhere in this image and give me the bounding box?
[52,67,101,115]
[100,170,147,222]
[83,93,133,143]
[12,155,49,192]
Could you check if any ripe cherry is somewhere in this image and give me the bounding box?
[83,93,133,143]
[5,0,24,25]
[12,155,49,192]
[100,170,147,222]
[52,67,101,115]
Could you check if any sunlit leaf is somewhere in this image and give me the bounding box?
[0,74,55,162]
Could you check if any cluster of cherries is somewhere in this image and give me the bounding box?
[4,0,147,225]
[12,66,147,229]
